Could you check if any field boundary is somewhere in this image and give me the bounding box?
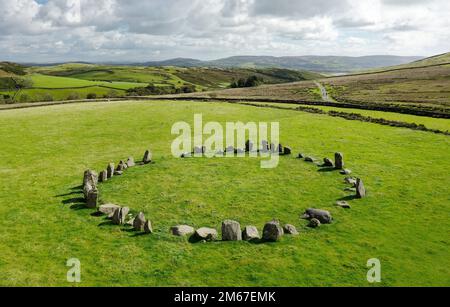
[143,96,450,119]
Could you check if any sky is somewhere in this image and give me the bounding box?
[0,0,449,63]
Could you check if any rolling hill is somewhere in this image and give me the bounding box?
[141,55,423,73]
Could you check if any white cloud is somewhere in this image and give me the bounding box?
[0,0,448,62]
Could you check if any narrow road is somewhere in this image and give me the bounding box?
[314,81,334,102]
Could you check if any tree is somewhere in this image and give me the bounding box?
[87,93,97,99]
[9,77,34,102]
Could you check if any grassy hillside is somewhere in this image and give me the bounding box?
[0,63,321,103]
[179,62,450,114]
[0,100,448,286]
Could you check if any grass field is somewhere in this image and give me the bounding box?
[0,63,321,103]
[0,100,448,286]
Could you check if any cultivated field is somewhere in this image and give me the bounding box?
[0,100,448,286]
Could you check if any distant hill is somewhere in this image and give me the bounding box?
[138,55,423,73]
[395,52,450,68]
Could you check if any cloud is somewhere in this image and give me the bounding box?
[0,0,448,62]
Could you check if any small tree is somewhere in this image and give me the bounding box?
[86,93,97,99]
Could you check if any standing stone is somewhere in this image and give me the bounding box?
[335,152,344,170]
[301,208,333,224]
[304,156,315,162]
[143,150,152,164]
[170,225,195,236]
[114,170,123,176]
[270,143,276,153]
[340,169,352,175]
[99,170,108,183]
[297,153,305,159]
[144,220,153,234]
[283,146,292,155]
[85,188,98,209]
[261,140,269,152]
[193,146,203,155]
[308,218,321,228]
[323,158,334,167]
[235,148,245,155]
[356,178,366,198]
[98,204,121,216]
[112,207,130,225]
[225,146,235,154]
[83,170,98,187]
[133,212,146,231]
[116,161,125,172]
[283,224,299,235]
[222,220,242,241]
[345,177,357,187]
[245,140,254,152]
[263,220,284,242]
[242,226,259,241]
[195,227,218,241]
[107,163,115,179]
[127,157,135,168]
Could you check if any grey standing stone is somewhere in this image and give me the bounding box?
[297,153,305,159]
[263,220,284,242]
[99,170,108,183]
[283,146,292,155]
[340,169,352,175]
[304,156,315,162]
[114,170,123,176]
[83,170,98,187]
[308,218,321,228]
[85,188,98,209]
[242,226,260,241]
[283,224,299,235]
[195,227,218,241]
[98,204,121,216]
[143,150,152,164]
[107,163,115,179]
[133,212,146,231]
[345,177,357,187]
[127,157,135,168]
[225,146,235,153]
[112,207,130,225]
[116,161,125,172]
[335,152,344,170]
[270,143,276,153]
[301,208,333,224]
[170,225,195,236]
[193,146,204,154]
[323,158,334,167]
[261,140,269,152]
[245,140,254,152]
[144,220,153,234]
[356,178,366,198]
[277,144,283,154]
[222,220,242,241]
